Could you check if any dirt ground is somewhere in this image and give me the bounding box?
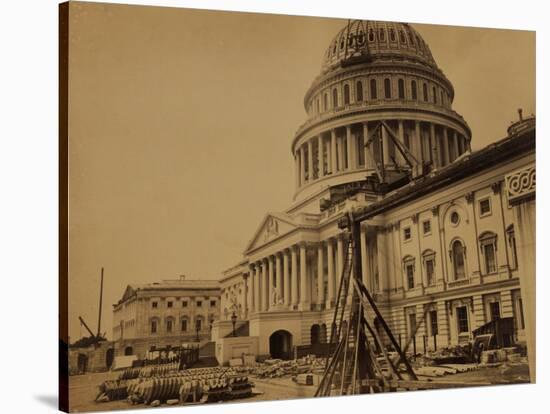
[68,362,530,413]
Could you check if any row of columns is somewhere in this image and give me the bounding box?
[295,120,470,188]
[246,228,373,314]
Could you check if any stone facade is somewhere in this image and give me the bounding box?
[112,278,221,359]
[219,19,534,360]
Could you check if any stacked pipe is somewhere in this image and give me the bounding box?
[126,367,253,406]
[118,361,180,380]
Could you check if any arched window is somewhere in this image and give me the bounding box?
[343,84,350,105]
[399,30,407,43]
[368,29,375,42]
[389,28,396,42]
[423,83,428,102]
[181,317,188,332]
[370,79,377,99]
[323,93,328,111]
[451,240,466,280]
[398,79,405,99]
[356,81,363,101]
[165,317,174,333]
[411,80,417,100]
[422,250,436,286]
[384,78,391,99]
[316,98,320,114]
[151,318,159,334]
[378,28,386,41]
[432,86,437,104]
[332,88,338,108]
[479,232,498,274]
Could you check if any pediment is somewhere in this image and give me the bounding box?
[245,213,297,253]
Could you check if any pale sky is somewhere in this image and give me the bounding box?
[67,2,535,341]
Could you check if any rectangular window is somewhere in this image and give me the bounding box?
[489,301,501,321]
[152,302,158,309]
[166,320,173,333]
[196,319,202,331]
[430,310,438,336]
[151,321,157,334]
[408,313,417,336]
[210,300,216,307]
[456,306,469,333]
[406,264,415,289]
[167,301,173,308]
[426,259,435,286]
[181,319,187,332]
[403,227,411,241]
[483,243,497,274]
[196,300,202,307]
[422,220,431,235]
[479,198,491,216]
[182,301,188,308]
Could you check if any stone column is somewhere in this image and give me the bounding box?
[346,125,354,170]
[443,127,450,166]
[262,260,268,312]
[249,266,255,313]
[291,246,299,307]
[330,129,337,174]
[267,256,274,311]
[327,238,335,309]
[360,225,369,289]
[276,252,283,305]
[283,249,290,308]
[317,242,324,308]
[415,121,423,164]
[376,228,387,292]
[338,135,344,171]
[317,135,324,178]
[336,235,344,289]
[295,152,301,189]
[300,145,306,185]
[396,120,405,165]
[363,122,374,169]
[382,123,391,165]
[453,130,460,159]
[254,263,261,313]
[243,273,249,318]
[308,139,314,181]
[299,243,309,310]
[430,123,439,167]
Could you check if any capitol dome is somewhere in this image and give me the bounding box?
[321,21,438,75]
[291,19,472,202]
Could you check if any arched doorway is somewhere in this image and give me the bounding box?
[269,330,292,360]
[105,348,114,369]
[310,324,321,345]
[77,353,88,373]
[124,346,133,356]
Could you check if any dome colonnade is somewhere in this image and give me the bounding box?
[291,20,471,199]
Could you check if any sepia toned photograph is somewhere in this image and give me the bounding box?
[59,1,536,412]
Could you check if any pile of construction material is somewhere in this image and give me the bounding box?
[238,355,325,382]
[118,361,180,380]
[96,366,254,406]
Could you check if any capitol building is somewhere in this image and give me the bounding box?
[215,20,535,373]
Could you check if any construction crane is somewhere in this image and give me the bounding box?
[315,212,487,396]
[74,267,106,348]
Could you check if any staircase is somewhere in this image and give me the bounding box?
[224,321,249,337]
[187,341,218,368]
